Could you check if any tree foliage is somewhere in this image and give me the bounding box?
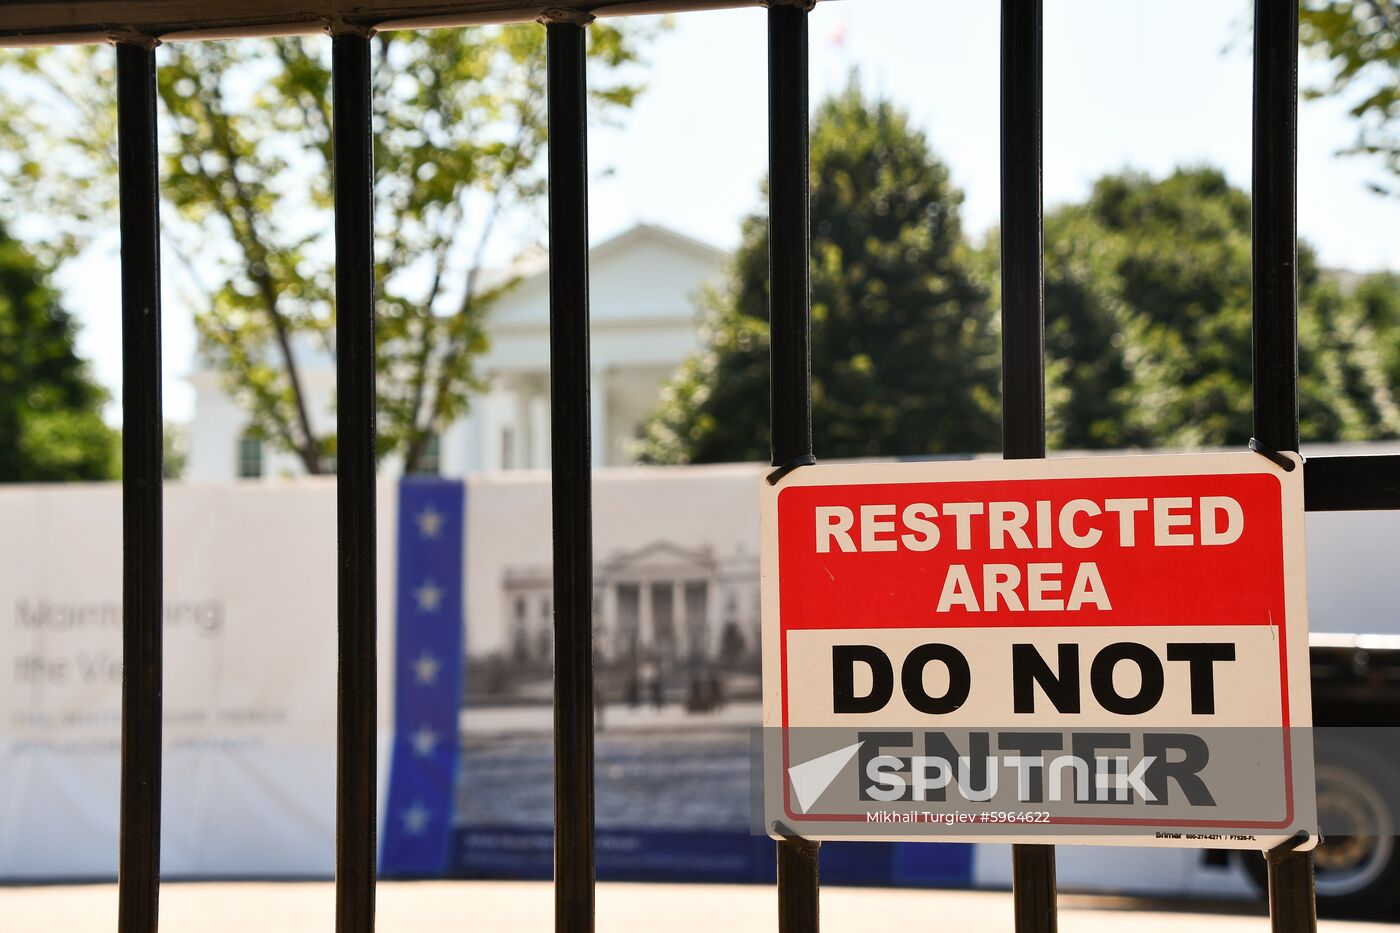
[1039,168,1400,448]
[0,225,115,482]
[636,81,1000,464]
[0,25,651,473]
[640,90,1400,462]
[1300,1,1400,195]
[1353,270,1400,391]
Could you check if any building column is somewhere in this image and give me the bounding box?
[707,580,722,659]
[485,378,525,470]
[529,393,551,469]
[602,581,617,629]
[481,382,504,471]
[513,381,530,468]
[591,369,607,468]
[458,406,485,474]
[671,582,684,660]
[699,582,714,661]
[638,577,653,654]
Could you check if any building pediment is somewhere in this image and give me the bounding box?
[487,223,727,332]
[597,540,718,582]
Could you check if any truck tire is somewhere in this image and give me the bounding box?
[1243,737,1400,917]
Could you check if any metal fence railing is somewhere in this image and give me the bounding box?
[114,39,164,933]
[4,1,1399,932]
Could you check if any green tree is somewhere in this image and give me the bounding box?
[1300,1,1400,195]
[636,81,1000,464]
[1353,271,1400,390]
[0,25,651,473]
[1037,167,1400,448]
[0,224,115,482]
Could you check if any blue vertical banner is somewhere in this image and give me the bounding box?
[381,477,466,876]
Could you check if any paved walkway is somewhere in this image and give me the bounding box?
[3,881,1393,932]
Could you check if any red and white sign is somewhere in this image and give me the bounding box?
[760,453,1317,849]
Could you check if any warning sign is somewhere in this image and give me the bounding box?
[759,452,1317,850]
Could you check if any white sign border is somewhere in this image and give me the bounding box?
[759,451,1316,850]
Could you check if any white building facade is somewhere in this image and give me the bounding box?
[185,224,728,482]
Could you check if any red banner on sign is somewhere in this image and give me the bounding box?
[777,472,1286,633]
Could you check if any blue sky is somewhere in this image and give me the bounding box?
[56,0,1400,423]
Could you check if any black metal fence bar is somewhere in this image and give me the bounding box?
[116,38,164,933]
[332,31,379,933]
[1303,455,1400,510]
[768,3,819,930]
[1000,0,1045,464]
[0,1,772,45]
[767,2,813,467]
[1010,844,1056,933]
[1266,847,1317,933]
[544,14,597,933]
[1252,0,1317,930]
[1253,0,1300,458]
[1000,2,1056,931]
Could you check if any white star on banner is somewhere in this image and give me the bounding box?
[401,800,431,836]
[412,650,441,686]
[415,580,444,614]
[410,723,440,758]
[416,506,444,539]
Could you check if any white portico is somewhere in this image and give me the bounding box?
[185,223,728,481]
[451,222,727,474]
[500,538,762,697]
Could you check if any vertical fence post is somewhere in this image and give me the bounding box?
[1001,2,1056,930]
[1252,0,1300,452]
[1253,1,1316,929]
[542,10,596,932]
[332,28,378,933]
[116,36,163,933]
[1000,0,1046,462]
[768,3,819,930]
